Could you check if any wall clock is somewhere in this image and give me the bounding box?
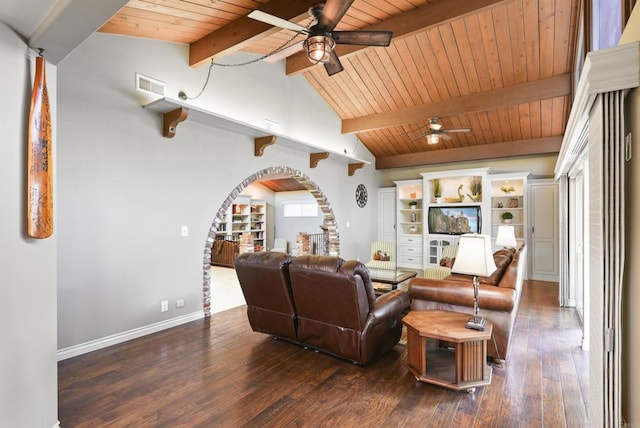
[355,184,368,208]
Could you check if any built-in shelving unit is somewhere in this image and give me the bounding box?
[489,173,529,245]
[218,196,267,252]
[395,179,423,269]
[250,201,266,251]
[421,168,491,268]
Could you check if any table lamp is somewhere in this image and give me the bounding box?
[495,225,517,249]
[451,234,497,331]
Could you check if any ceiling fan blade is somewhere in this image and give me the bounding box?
[439,133,453,140]
[263,41,304,63]
[318,0,354,31]
[408,133,428,144]
[332,31,393,46]
[324,49,344,76]
[443,127,472,133]
[248,10,308,33]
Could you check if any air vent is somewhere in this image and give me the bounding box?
[135,73,165,96]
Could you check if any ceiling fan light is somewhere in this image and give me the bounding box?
[427,134,440,144]
[304,35,335,63]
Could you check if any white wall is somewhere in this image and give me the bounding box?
[381,155,558,186]
[0,22,59,428]
[274,190,324,251]
[56,33,382,350]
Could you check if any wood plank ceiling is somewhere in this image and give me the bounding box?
[100,0,579,169]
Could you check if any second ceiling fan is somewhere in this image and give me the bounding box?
[249,0,393,76]
[410,118,472,145]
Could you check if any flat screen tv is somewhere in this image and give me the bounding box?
[428,205,481,235]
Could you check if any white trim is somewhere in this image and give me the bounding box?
[57,311,205,361]
[52,422,60,428]
[556,41,640,177]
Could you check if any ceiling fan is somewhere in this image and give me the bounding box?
[248,0,393,76]
[410,117,472,145]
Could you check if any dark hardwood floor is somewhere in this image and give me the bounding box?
[58,280,588,427]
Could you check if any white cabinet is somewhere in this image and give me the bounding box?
[425,236,459,267]
[394,180,423,269]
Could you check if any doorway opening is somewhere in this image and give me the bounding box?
[201,166,340,316]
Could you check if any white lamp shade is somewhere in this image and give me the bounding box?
[495,225,517,248]
[451,234,497,277]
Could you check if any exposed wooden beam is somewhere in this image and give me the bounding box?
[163,107,189,138]
[285,0,503,76]
[254,135,276,156]
[310,152,330,168]
[189,0,318,67]
[343,74,572,134]
[375,136,563,169]
[348,162,366,176]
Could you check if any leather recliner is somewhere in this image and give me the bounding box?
[234,251,297,341]
[234,252,410,365]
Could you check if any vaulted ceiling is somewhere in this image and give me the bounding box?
[99,0,579,169]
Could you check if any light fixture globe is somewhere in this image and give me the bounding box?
[427,133,440,144]
[304,34,335,63]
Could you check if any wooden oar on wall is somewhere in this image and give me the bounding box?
[27,53,53,238]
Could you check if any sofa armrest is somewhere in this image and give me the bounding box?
[408,278,515,312]
[371,290,410,321]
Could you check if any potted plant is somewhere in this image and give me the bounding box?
[432,179,442,203]
[408,200,418,209]
[501,211,514,224]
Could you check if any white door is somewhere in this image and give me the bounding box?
[377,188,396,243]
[528,179,559,281]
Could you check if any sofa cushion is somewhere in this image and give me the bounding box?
[478,254,512,285]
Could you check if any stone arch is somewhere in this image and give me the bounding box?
[202,166,340,316]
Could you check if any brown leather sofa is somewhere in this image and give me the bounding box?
[408,244,526,363]
[234,252,410,365]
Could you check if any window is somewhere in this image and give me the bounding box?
[283,201,318,217]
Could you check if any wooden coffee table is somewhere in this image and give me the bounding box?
[402,310,493,393]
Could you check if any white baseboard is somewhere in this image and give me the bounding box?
[57,311,204,361]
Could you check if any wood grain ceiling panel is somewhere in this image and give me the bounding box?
[100,0,579,168]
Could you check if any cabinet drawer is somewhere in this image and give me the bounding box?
[400,245,423,256]
[400,235,422,245]
[399,254,422,265]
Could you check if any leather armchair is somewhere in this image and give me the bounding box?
[234,251,297,341]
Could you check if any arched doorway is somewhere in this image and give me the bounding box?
[201,166,340,316]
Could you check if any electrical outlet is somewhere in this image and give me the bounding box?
[161,300,169,312]
[181,226,189,237]
[176,299,185,308]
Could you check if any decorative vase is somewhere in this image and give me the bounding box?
[409,225,418,233]
[503,219,512,224]
[410,211,417,222]
[435,197,442,204]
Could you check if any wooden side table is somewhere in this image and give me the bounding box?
[402,310,493,393]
